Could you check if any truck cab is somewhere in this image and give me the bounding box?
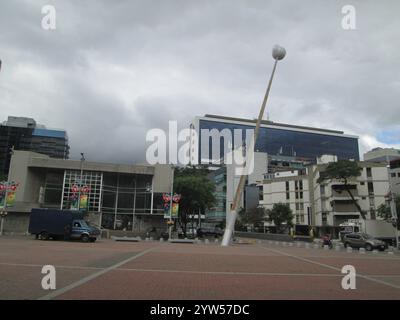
[70,219,100,242]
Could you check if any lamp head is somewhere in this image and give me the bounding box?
[272,45,286,60]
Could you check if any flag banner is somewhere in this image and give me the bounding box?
[171,203,179,218]
[6,191,16,207]
[0,191,17,209]
[80,194,88,210]
[0,192,4,209]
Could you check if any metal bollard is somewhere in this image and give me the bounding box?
[305,243,310,249]
[313,243,319,249]
[275,241,280,245]
[359,248,366,254]
[372,250,378,254]
[214,238,219,243]
[205,239,210,245]
[335,245,341,251]
[323,245,329,250]
[346,247,352,253]
[296,242,302,248]
[288,242,293,247]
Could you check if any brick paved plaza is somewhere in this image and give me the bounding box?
[0,236,399,300]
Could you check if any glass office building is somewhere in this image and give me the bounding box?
[192,114,359,164]
[0,116,69,177]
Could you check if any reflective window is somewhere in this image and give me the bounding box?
[198,120,359,163]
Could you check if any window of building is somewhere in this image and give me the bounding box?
[286,192,290,200]
[295,192,299,199]
[286,181,290,191]
[360,182,365,185]
[295,181,298,190]
[299,180,303,190]
[397,172,400,178]
[300,192,303,199]
[320,185,325,195]
[367,182,374,195]
[258,186,263,201]
[366,167,372,178]
[391,173,396,177]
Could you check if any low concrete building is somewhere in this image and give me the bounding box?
[3,151,173,235]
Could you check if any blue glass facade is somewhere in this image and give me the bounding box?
[198,119,359,163]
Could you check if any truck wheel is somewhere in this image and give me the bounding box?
[365,244,373,251]
[344,242,349,248]
[89,238,96,243]
[81,234,89,242]
[40,232,49,240]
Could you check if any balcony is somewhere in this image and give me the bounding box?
[332,211,360,216]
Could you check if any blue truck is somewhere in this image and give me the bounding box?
[28,208,100,242]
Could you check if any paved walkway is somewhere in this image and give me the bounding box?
[0,236,399,299]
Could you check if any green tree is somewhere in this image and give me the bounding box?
[266,203,294,234]
[238,207,266,226]
[317,160,366,220]
[173,166,216,237]
[377,195,400,229]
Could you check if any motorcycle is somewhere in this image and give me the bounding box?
[321,235,333,249]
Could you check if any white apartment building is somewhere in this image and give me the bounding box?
[363,148,400,196]
[260,170,311,233]
[260,156,391,237]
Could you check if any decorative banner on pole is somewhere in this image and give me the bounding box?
[0,181,19,209]
[162,193,181,219]
[171,203,179,218]
[70,183,90,211]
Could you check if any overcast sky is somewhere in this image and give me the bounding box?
[1,0,399,164]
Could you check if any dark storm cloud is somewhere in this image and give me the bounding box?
[0,0,399,163]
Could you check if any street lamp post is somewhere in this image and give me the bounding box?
[221,45,286,246]
[0,147,15,236]
[78,153,85,211]
[386,156,399,249]
[168,166,175,240]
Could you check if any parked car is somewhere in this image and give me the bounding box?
[197,225,223,238]
[28,208,100,242]
[342,233,387,251]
